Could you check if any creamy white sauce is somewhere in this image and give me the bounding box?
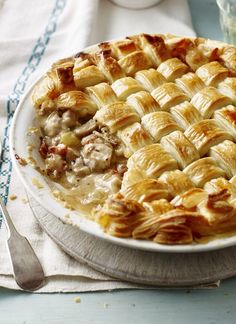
[59,171,121,209]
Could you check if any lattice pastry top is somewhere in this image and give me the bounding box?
[32,33,236,245]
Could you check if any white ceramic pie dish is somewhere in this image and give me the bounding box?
[9,42,236,254]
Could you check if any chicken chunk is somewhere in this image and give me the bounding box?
[61,110,78,128]
[71,157,90,177]
[74,119,97,138]
[44,111,61,137]
[81,143,113,172]
[45,154,67,179]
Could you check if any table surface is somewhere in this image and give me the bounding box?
[1,1,236,323]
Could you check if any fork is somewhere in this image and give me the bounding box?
[0,196,45,291]
[0,138,45,291]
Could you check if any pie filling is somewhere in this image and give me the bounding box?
[37,110,126,210]
[31,33,236,244]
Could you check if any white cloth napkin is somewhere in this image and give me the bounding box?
[0,0,209,293]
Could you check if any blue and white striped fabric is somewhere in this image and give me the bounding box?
[0,0,199,292]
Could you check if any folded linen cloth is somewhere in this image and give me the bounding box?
[0,0,214,293]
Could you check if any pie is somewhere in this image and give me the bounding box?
[31,33,236,245]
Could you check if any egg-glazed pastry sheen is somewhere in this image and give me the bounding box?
[32,33,236,246]
[127,144,178,179]
[184,119,232,157]
[94,101,140,133]
[160,130,200,169]
[196,61,229,87]
[214,105,236,138]
[175,72,205,98]
[190,87,232,119]
[127,91,160,117]
[218,78,236,104]
[134,69,166,92]
[170,101,202,130]
[117,122,153,157]
[85,83,118,108]
[142,111,182,141]
[151,83,188,111]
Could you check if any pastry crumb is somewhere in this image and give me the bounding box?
[63,201,75,210]
[9,194,17,201]
[15,154,27,166]
[53,190,65,201]
[27,144,35,152]
[32,178,44,189]
[64,214,70,219]
[74,297,81,303]
[103,303,109,308]
[21,197,28,204]
[52,190,60,197]
[27,127,39,135]
[27,156,37,167]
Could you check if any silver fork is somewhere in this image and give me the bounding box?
[0,139,45,291]
[0,196,45,291]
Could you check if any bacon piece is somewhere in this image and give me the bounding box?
[48,144,67,159]
[15,154,27,166]
[209,48,221,62]
[56,65,74,85]
[38,140,48,159]
[171,38,194,63]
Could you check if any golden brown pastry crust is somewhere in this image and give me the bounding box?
[157,58,189,82]
[184,119,232,157]
[127,91,160,117]
[127,144,178,179]
[32,70,74,108]
[151,83,188,111]
[218,78,236,104]
[135,69,166,92]
[120,179,169,203]
[142,111,182,141]
[111,39,139,59]
[118,51,153,76]
[210,140,236,179]
[214,105,236,138]
[32,33,236,246]
[111,77,144,100]
[183,157,226,187]
[196,61,229,87]
[190,86,232,119]
[170,101,202,130]
[160,130,200,169]
[94,51,125,83]
[74,65,106,88]
[159,170,194,197]
[56,91,97,117]
[175,72,205,98]
[117,122,153,157]
[130,34,170,66]
[94,101,140,133]
[204,177,236,197]
[85,82,118,108]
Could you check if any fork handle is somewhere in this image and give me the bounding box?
[0,197,18,237]
[0,197,45,290]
